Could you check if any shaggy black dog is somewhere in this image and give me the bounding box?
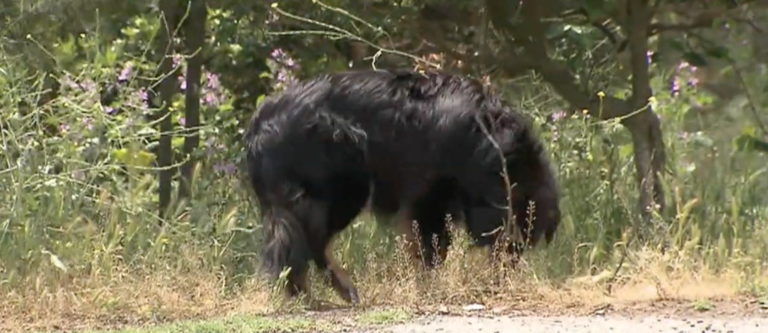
[244,69,561,305]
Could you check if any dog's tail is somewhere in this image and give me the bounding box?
[260,204,312,283]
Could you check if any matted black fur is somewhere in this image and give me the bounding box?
[244,69,561,305]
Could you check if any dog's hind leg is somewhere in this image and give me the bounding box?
[311,236,360,305]
[309,172,370,305]
[390,178,459,270]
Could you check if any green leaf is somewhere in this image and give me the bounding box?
[42,249,68,273]
[229,43,243,55]
[112,148,157,167]
[104,48,118,66]
[219,102,234,113]
[741,125,757,137]
[256,94,266,108]
[122,27,140,38]
[134,151,157,167]
[735,134,768,153]
[173,137,185,149]
[111,148,129,162]
[618,144,633,159]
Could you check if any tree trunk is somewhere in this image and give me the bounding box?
[179,0,206,204]
[155,0,179,220]
[625,0,666,224]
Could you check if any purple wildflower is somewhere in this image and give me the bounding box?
[172,55,183,69]
[270,48,286,60]
[688,76,699,87]
[103,105,118,115]
[551,111,567,122]
[275,69,290,83]
[137,88,148,103]
[119,63,133,82]
[203,91,220,106]
[670,61,700,97]
[82,117,95,131]
[205,138,226,157]
[670,78,681,97]
[283,57,297,69]
[206,72,220,90]
[213,162,238,175]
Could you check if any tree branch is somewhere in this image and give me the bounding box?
[485,0,628,120]
[563,0,758,43]
[484,0,668,224]
[649,1,758,35]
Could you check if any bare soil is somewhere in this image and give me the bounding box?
[372,314,768,333]
[3,296,767,332]
[323,297,768,333]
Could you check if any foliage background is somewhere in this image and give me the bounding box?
[1,0,768,330]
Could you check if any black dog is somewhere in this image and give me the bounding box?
[244,69,561,305]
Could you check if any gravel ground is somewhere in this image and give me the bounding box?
[373,314,768,333]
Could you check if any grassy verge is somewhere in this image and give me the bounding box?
[3,222,767,332]
[83,315,338,333]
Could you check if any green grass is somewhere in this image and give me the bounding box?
[691,299,715,312]
[356,309,412,326]
[83,315,337,333]
[68,309,410,333]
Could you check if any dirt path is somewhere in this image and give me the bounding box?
[346,298,768,333]
[369,314,768,333]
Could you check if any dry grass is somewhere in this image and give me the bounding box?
[3,230,766,333]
